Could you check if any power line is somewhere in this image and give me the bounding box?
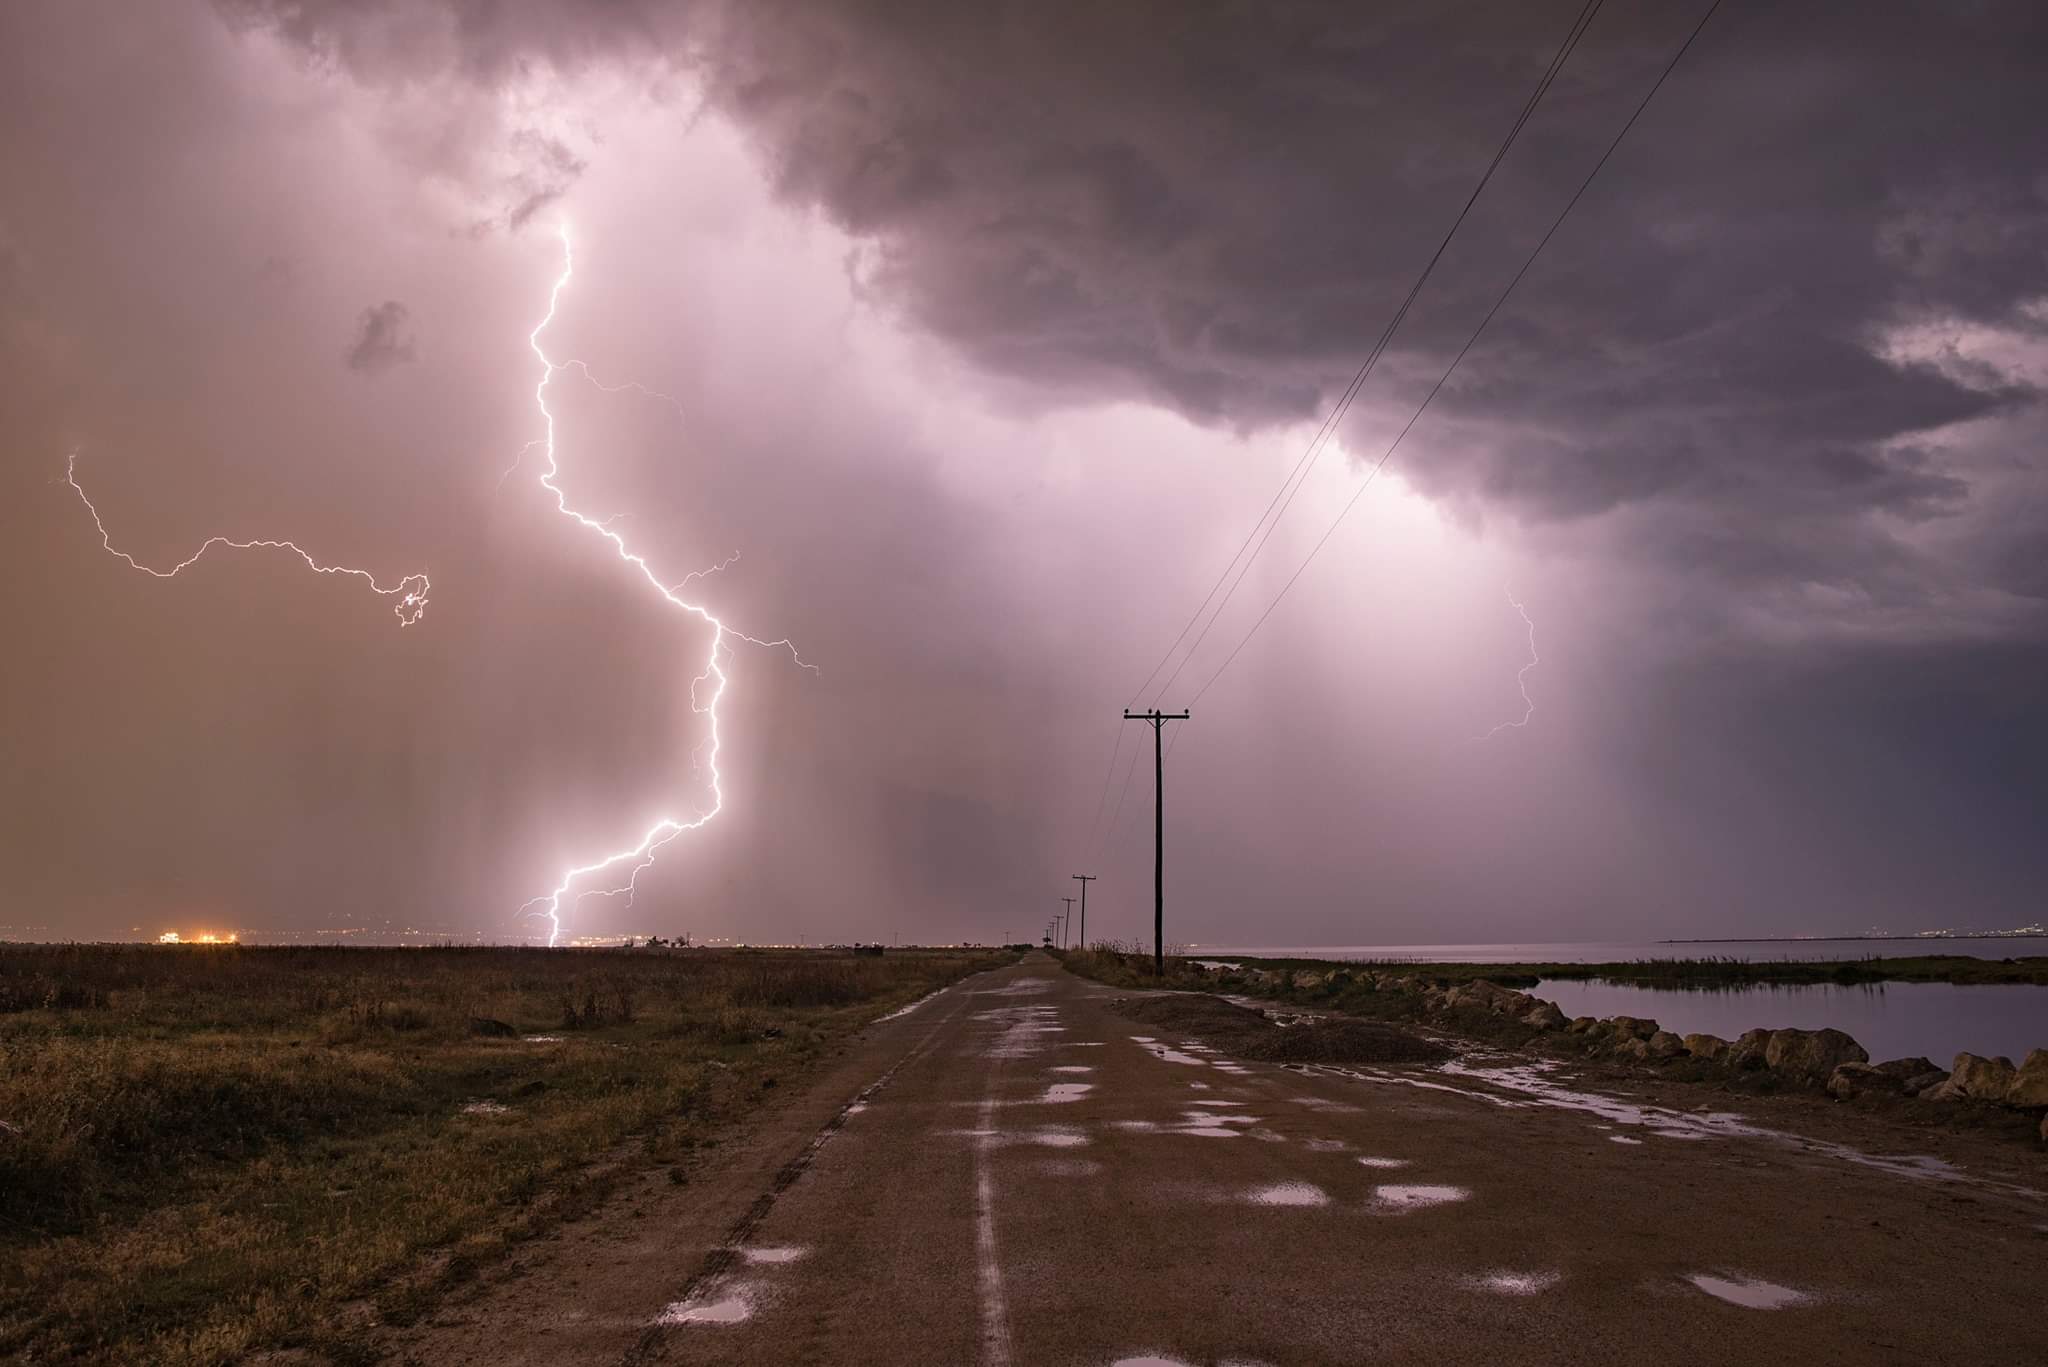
[1186,0,1727,709]
[1124,0,1607,717]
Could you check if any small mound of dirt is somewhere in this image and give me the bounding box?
[1111,992,1448,1065]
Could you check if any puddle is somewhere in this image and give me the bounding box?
[740,1246,808,1265]
[1246,1181,1330,1207]
[1182,1111,1257,1127]
[1029,1126,1090,1148]
[1473,1270,1561,1295]
[1373,1184,1469,1211]
[520,1035,563,1043]
[1131,1036,1207,1066]
[845,1101,869,1117]
[1304,1138,1352,1153]
[1115,1117,1241,1139]
[1111,1358,1193,1367]
[459,1100,509,1116]
[1356,1156,1411,1169]
[876,988,944,1022]
[1608,1135,1643,1145]
[1686,1273,1808,1309]
[1050,1065,1095,1074]
[1188,1081,1211,1091]
[656,1287,753,1325]
[1041,1083,1094,1104]
[1327,1059,1967,1185]
[986,1004,1068,1059]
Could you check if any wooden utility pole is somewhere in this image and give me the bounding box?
[1070,873,1096,952]
[1060,897,1076,949]
[1122,709,1189,975]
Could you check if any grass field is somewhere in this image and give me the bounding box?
[0,942,1005,1365]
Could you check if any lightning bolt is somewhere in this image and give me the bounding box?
[66,226,804,950]
[512,225,812,947]
[66,451,430,626]
[1478,589,1538,740]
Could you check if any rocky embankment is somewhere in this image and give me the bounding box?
[1205,965,2048,1144]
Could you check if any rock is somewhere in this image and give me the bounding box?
[1728,1028,1775,1070]
[1495,991,1534,1017]
[1295,971,1327,990]
[1609,1016,1660,1041]
[1523,1002,1567,1032]
[1567,1016,1600,1034]
[1874,1056,1939,1083]
[2006,1049,2048,1109]
[1932,1052,2018,1103]
[1619,1037,1651,1060]
[1682,1033,1730,1062]
[1764,1028,1868,1082]
[469,1017,517,1038]
[1826,1061,1897,1100]
[1902,1070,1949,1097]
[1645,1030,1686,1060]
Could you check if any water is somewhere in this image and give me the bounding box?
[1205,939,2046,964]
[1533,979,2046,1066]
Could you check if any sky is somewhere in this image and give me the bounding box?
[2,0,2044,947]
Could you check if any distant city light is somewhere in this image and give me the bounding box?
[157,930,237,944]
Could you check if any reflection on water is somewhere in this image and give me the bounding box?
[1686,1273,1807,1309]
[1534,979,2047,1064]
[1206,939,2046,964]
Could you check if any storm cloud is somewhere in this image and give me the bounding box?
[3,0,2044,945]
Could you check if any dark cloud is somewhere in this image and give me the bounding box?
[4,0,2044,945]
[222,0,2048,619]
[345,299,415,372]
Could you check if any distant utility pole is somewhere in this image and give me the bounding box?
[1071,873,1096,951]
[1123,708,1189,976]
[1060,897,1076,949]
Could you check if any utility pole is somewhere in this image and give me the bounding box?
[1060,897,1076,949]
[1123,708,1189,976]
[1071,873,1096,951]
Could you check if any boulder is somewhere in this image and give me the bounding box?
[1645,1030,1686,1060]
[1618,1037,1651,1061]
[1929,1052,2018,1103]
[1295,971,1327,990]
[1682,1033,1730,1062]
[2006,1049,2048,1109]
[1874,1056,1940,1083]
[1826,1061,1897,1101]
[1609,1016,1660,1041]
[1523,1002,1567,1032]
[1567,1016,1600,1035]
[469,1017,517,1038]
[1728,1028,1775,1070]
[1764,1028,1869,1082]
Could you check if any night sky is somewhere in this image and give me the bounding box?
[3,1,2044,945]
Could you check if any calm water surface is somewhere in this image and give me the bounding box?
[1532,979,2047,1067]
[1205,939,2047,964]
[1203,942,2047,1064]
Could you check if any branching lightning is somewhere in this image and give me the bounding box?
[66,451,430,626]
[67,226,805,950]
[1478,589,1538,740]
[512,225,812,946]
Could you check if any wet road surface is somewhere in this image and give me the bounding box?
[401,955,2048,1366]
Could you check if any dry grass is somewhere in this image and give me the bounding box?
[0,943,1003,1365]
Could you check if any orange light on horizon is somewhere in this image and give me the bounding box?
[157,930,238,945]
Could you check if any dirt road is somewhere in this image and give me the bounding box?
[386,954,2048,1366]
